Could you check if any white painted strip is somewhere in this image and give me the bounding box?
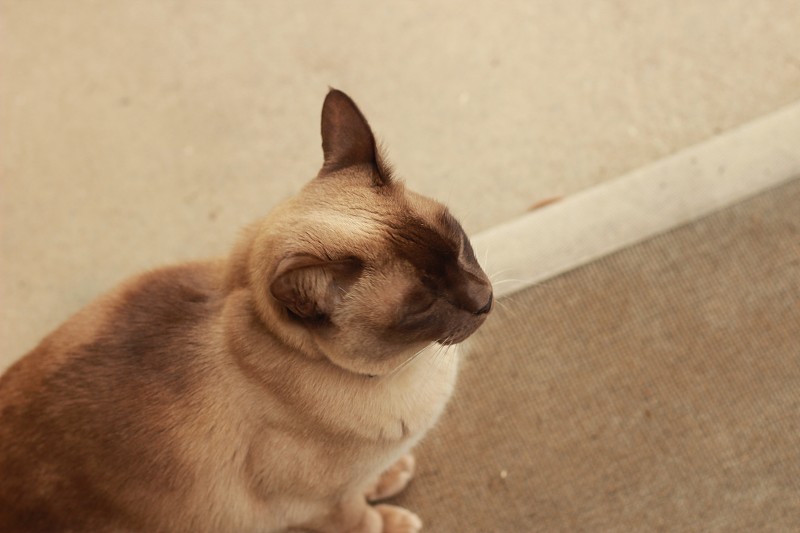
[473,102,800,298]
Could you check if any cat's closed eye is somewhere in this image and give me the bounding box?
[405,291,436,316]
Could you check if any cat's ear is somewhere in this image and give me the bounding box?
[269,254,362,322]
[319,89,392,185]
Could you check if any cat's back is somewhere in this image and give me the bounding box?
[0,260,225,403]
[0,260,226,532]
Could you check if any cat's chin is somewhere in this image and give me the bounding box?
[437,334,471,346]
[314,337,448,379]
[437,316,489,345]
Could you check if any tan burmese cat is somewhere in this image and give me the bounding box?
[0,90,492,532]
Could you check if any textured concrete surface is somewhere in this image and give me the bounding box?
[396,179,800,531]
[2,3,800,371]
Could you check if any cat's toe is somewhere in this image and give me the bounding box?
[375,504,422,533]
[366,454,416,502]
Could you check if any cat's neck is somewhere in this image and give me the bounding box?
[220,288,459,441]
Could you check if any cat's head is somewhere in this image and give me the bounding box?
[245,90,492,376]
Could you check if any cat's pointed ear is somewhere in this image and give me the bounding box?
[319,89,392,185]
[269,254,362,323]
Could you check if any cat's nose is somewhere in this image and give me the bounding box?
[473,293,493,315]
[455,276,493,315]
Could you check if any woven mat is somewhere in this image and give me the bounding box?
[396,178,800,531]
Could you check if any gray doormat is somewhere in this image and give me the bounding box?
[395,178,800,531]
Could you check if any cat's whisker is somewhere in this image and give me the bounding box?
[494,300,511,313]
[488,268,513,282]
[486,291,522,317]
[382,309,488,381]
[493,298,522,319]
[423,337,451,374]
[490,278,532,285]
[428,343,444,363]
[521,276,564,293]
[444,342,456,361]
[444,186,456,210]
[444,337,456,356]
[481,246,491,273]
[436,339,451,360]
[489,270,511,282]
[383,342,435,379]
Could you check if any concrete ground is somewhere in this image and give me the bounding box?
[2,1,800,365]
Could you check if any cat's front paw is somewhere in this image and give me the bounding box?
[366,454,415,502]
[375,504,422,533]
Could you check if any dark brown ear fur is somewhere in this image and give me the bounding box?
[269,254,362,322]
[319,89,392,185]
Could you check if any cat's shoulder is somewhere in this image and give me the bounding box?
[1,260,226,398]
[110,260,226,324]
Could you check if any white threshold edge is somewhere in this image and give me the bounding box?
[472,101,800,299]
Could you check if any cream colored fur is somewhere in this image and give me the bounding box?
[0,90,491,533]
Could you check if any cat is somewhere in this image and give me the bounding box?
[0,89,493,533]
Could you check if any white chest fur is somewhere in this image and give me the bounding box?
[302,344,461,443]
